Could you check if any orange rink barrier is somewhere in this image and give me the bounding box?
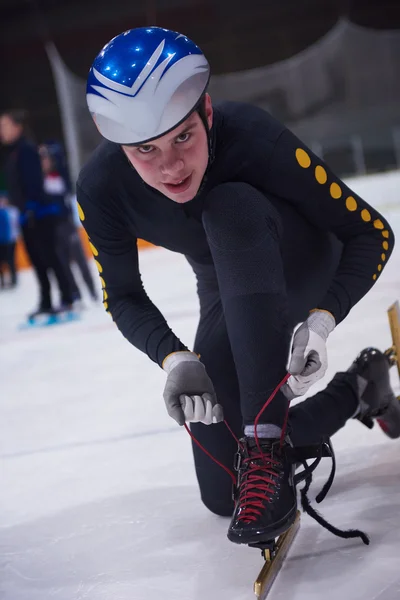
[15,228,153,270]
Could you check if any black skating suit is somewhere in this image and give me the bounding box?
[77,102,394,515]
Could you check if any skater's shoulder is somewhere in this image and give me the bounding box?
[77,141,125,196]
[210,102,287,177]
[213,101,285,145]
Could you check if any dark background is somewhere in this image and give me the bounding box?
[1,0,400,176]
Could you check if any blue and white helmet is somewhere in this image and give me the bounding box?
[86,27,210,145]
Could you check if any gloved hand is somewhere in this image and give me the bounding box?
[162,351,224,426]
[282,310,335,400]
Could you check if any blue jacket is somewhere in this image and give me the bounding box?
[0,208,11,244]
[3,137,61,224]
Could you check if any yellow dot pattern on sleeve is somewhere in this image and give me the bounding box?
[345,196,358,211]
[295,148,311,168]
[361,209,371,222]
[98,276,111,315]
[372,230,391,281]
[85,242,109,312]
[330,183,342,199]
[315,165,328,184]
[89,241,98,256]
[294,148,392,285]
[374,219,384,230]
[77,202,85,222]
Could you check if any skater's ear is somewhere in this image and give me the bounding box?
[203,94,213,129]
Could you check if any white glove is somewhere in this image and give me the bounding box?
[162,351,224,426]
[282,310,335,400]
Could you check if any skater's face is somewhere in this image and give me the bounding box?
[0,115,23,145]
[122,94,213,203]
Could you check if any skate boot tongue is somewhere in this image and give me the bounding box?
[245,436,283,461]
[238,437,283,479]
[246,436,279,450]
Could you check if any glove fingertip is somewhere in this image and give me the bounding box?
[202,398,213,425]
[202,392,216,404]
[213,403,224,423]
[288,360,304,376]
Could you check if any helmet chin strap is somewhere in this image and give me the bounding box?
[196,94,215,195]
[197,94,215,165]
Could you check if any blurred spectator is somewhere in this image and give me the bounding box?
[0,109,74,316]
[40,142,98,302]
[0,193,19,288]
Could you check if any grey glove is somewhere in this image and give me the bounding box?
[282,310,336,400]
[162,351,224,426]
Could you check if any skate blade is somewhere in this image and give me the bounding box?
[386,301,400,379]
[254,511,300,599]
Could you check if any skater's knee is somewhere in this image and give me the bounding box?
[202,183,282,252]
[201,494,234,517]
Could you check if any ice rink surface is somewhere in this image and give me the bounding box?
[1,171,400,600]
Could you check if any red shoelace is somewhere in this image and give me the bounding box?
[236,446,282,523]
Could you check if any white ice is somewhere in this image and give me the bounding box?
[1,171,400,600]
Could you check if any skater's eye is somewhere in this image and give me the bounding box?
[175,132,190,144]
[137,144,154,154]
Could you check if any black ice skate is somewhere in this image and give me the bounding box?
[227,436,297,546]
[349,347,400,439]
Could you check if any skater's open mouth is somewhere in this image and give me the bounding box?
[163,173,192,194]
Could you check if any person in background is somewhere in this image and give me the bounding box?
[40,142,98,303]
[0,193,19,288]
[0,109,73,317]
